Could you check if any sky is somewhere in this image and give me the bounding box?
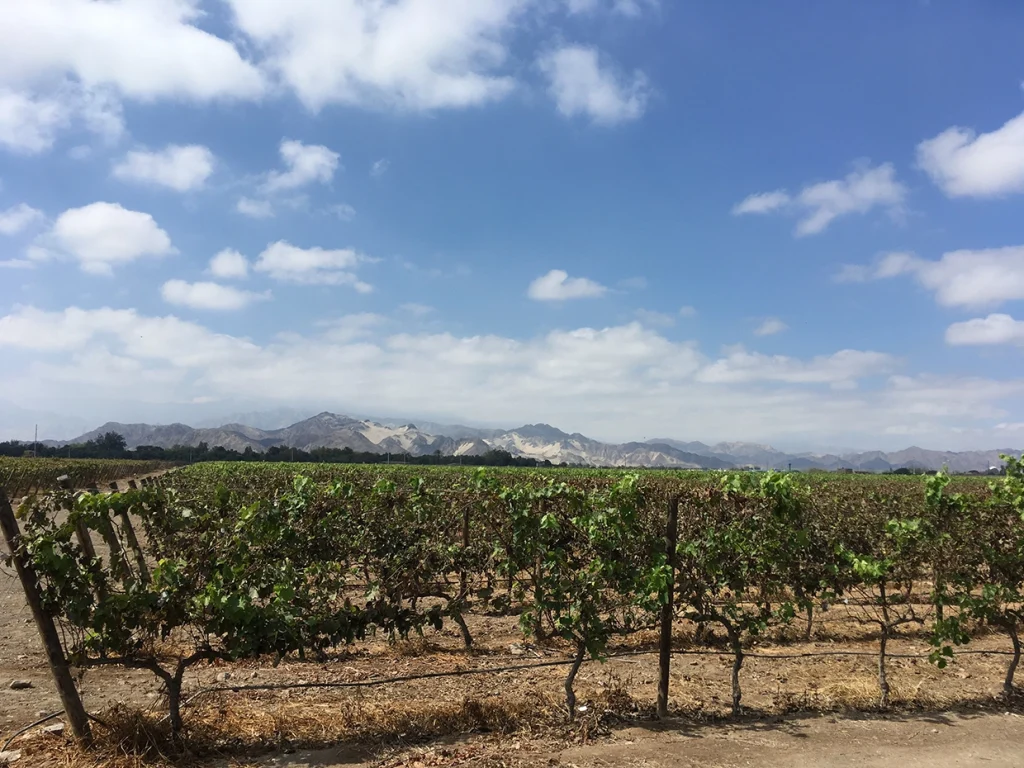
[1,0,1024,451]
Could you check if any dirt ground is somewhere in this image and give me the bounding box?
[252,711,1024,768]
[3,481,1024,766]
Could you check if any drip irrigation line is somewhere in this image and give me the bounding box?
[1,712,62,752]
[164,645,1018,718]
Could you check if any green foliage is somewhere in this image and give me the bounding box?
[9,459,1024,728]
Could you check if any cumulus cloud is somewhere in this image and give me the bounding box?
[330,203,357,221]
[0,88,69,153]
[565,0,659,15]
[696,347,896,386]
[946,314,1024,347]
[0,1,258,151]
[732,190,790,216]
[754,318,788,337]
[112,144,215,191]
[262,139,340,193]
[917,110,1024,197]
[5,306,1018,448]
[254,240,373,290]
[236,197,274,219]
[528,269,608,300]
[371,159,390,178]
[0,0,264,102]
[539,45,649,125]
[844,247,1024,308]
[39,202,174,274]
[208,249,249,280]
[733,163,906,237]
[161,280,269,311]
[225,0,522,112]
[0,83,123,154]
[0,203,44,235]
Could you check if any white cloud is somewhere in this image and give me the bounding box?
[734,163,906,237]
[754,318,788,337]
[539,45,649,125]
[225,0,520,111]
[161,280,269,311]
[318,313,388,343]
[0,0,264,102]
[236,197,275,219]
[254,240,373,291]
[678,305,697,318]
[208,249,249,280]
[528,269,608,300]
[7,307,1010,449]
[0,306,259,364]
[330,203,357,221]
[371,159,390,178]
[400,303,435,317]
[42,202,174,275]
[0,82,124,155]
[635,309,675,327]
[0,88,68,153]
[732,190,790,216]
[946,314,1024,347]
[112,144,215,191]
[696,348,895,386]
[851,247,1024,309]
[262,139,340,193]
[565,0,659,15]
[0,259,35,270]
[917,110,1024,197]
[0,204,44,235]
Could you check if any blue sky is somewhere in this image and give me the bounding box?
[1,0,1024,450]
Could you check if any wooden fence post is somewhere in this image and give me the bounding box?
[88,486,131,584]
[115,482,150,584]
[0,489,93,747]
[657,495,679,719]
[59,477,107,602]
[460,505,471,599]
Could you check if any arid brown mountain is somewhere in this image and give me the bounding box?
[64,413,1020,471]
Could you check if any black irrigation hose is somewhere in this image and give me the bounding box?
[1,711,62,752]
[0,709,111,752]
[7,646,1020,735]
[166,645,1018,717]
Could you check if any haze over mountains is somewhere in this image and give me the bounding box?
[59,412,1020,473]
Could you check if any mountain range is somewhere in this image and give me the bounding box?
[57,412,1020,473]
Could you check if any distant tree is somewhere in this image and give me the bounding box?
[100,431,127,452]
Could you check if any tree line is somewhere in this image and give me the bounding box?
[0,431,556,468]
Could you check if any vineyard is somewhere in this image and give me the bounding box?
[0,457,175,498]
[1,460,1024,764]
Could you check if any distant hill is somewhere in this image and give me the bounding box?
[61,413,1020,471]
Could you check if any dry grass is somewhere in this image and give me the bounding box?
[14,694,566,768]
[12,675,649,768]
[770,676,956,713]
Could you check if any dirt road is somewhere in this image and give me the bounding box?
[259,711,1024,767]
